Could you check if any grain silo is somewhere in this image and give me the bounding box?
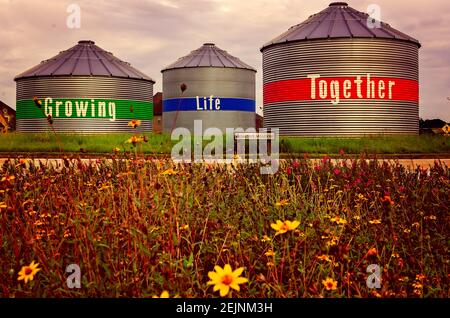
[261,2,421,136]
[162,43,256,134]
[15,40,154,133]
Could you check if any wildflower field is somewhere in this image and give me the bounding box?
[0,155,449,297]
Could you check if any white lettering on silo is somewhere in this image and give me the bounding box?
[343,80,352,98]
[55,101,62,117]
[330,80,340,105]
[378,80,385,98]
[209,96,214,110]
[354,76,363,98]
[44,97,53,117]
[108,102,116,121]
[98,102,106,117]
[65,101,73,117]
[307,74,320,99]
[319,80,327,99]
[196,96,201,110]
[388,81,395,99]
[367,74,375,98]
[76,101,89,117]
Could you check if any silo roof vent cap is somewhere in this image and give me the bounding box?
[78,40,95,44]
[203,43,215,46]
[329,2,348,6]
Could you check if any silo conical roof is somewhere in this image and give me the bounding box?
[15,40,154,82]
[162,43,256,72]
[261,2,421,51]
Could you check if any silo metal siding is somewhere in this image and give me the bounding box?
[162,67,256,133]
[262,38,419,136]
[16,76,153,133]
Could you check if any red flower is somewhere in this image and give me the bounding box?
[333,168,341,176]
[286,167,292,175]
[382,195,394,205]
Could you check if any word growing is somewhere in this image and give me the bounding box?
[171,120,279,174]
[43,98,116,121]
[308,74,396,105]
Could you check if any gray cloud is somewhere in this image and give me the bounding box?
[0,0,449,120]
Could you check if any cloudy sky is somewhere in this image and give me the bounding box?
[0,0,449,120]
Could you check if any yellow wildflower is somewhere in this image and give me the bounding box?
[160,168,178,176]
[317,255,332,262]
[265,250,275,257]
[207,264,248,297]
[330,215,347,225]
[275,199,289,207]
[17,261,41,284]
[153,290,170,298]
[270,220,300,235]
[1,175,15,183]
[322,277,338,291]
[128,120,141,128]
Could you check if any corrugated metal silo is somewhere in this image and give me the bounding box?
[162,43,256,134]
[15,40,155,133]
[261,2,421,136]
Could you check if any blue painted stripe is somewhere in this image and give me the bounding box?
[163,97,255,112]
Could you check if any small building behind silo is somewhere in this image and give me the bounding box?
[261,2,421,136]
[162,43,256,134]
[0,100,16,132]
[15,40,155,133]
[153,92,163,134]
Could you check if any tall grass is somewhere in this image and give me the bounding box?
[280,135,450,154]
[0,133,448,155]
[0,133,173,154]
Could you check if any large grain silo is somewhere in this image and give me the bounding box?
[15,40,154,133]
[261,2,421,136]
[162,43,256,134]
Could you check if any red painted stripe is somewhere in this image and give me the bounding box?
[263,76,419,105]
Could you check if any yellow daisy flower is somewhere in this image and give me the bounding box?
[270,220,300,235]
[160,168,178,176]
[322,277,338,291]
[17,261,41,284]
[207,264,248,297]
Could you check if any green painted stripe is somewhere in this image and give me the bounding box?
[16,99,153,120]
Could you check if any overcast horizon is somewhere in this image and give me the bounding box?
[0,0,449,120]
